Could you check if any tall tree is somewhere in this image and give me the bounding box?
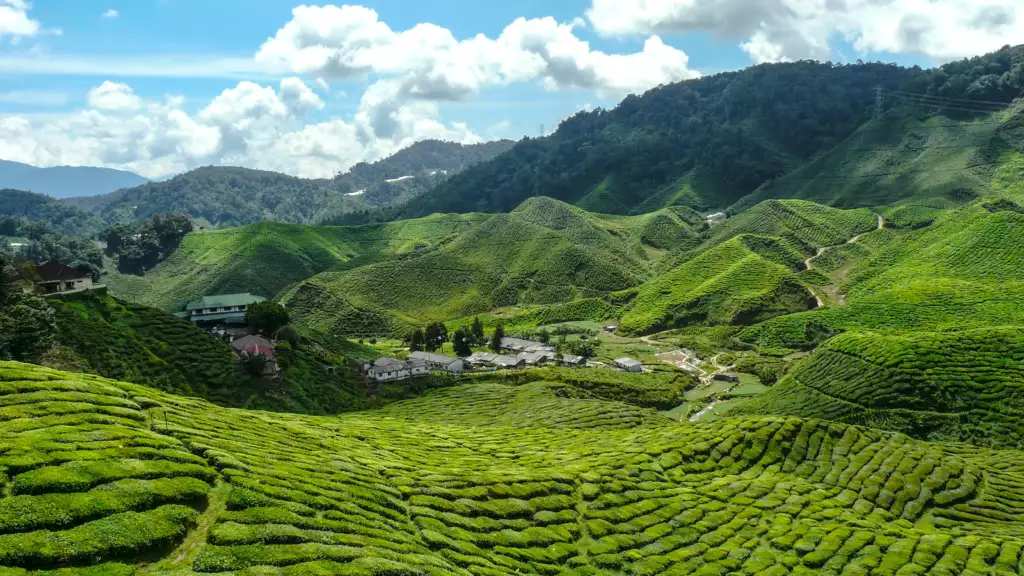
[245,301,290,335]
[471,317,485,344]
[453,329,472,357]
[0,243,56,362]
[409,329,425,352]
[489,322,505,353]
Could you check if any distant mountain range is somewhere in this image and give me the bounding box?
[0,159,149,198]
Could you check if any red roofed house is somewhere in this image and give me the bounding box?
[34,261,93,294]
[231,335,279,375]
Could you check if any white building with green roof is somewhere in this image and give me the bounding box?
[185,293,266,326]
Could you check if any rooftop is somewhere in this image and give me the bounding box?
[231,335,274,353]
[409,351,463,365]
[186,293,266,311]
[615,357,643,367]
[35,261,89,283]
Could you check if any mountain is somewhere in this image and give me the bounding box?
[6,359,1024,574]
[395,45,1024,219]
[0,159,147,198]
[0,188,106,237]
[70,139,515,228]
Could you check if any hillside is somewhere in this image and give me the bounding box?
[6,360,1024,574]
[42,292,372,414]
[739,327,1024,447]
[0,159,147,198]
[70,140,514,228]
[281,197,702,337]
[393,46,1024,220]
[0,188,106,237]
[106,214,489,311]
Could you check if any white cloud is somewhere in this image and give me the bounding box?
[587,0,1024,64]
[0,90,68,106]
[87,81,143,111]
[0,79,482,179]
[0,0,40,38]
[255,5,699,100]
[102,9,118,19]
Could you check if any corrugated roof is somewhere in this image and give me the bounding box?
[188,311,247,324]
[615,357,643,367]
[409,351,463,365]
[186,293,266,311]
[231,335,274,352]
[36,261,89,282]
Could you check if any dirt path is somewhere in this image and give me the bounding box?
[804,213,885,271]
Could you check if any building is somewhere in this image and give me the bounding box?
[230,335,278,375]
[407,358,430,377]
[494,355,527,370]
[517,351,553,366]
[713,373,741,383]
[614,357,644,373]
[706,212,727,225]
[185,293,266,326]
[408,351,466,374]
[368,358,411,382]
[500,337,555,354]
[560,354,587,367]
[34,261,93,294]
[603,325,617,333]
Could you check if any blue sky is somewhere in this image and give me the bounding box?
[0,0,1016,178]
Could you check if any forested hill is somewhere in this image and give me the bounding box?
[397,45,1024,218]
[70,139,514,228]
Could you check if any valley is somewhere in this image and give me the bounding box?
[2,43,1024,576]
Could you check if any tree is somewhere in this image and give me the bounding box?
[246,301,289,335]
[537,328,551,344]
[489,322,505,353]
[424,322,448,352]
[453,329,472,357]
[567,335,601,359]
[409,329,425,352]
[243,353,268,376]
[0,243,56,362]
[471,317,485,344]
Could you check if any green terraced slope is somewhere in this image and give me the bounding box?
[743,201,1024,349]
[617,235,816,335]
[44,292,371,415]
[7,361,1024,574]
[708,199,878,255]
[739,327,1024,448]
[282,197,702,338]
[106,215,489,311]
[733,105,1024,212]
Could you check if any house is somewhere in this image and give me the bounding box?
[517,351,554,366]
[494,355,526,370]
[231,335,278,375]
[706,212,727,225]
[603,325,617,333]
[713,373,741,383]
[500,337,555,354]
[614,357,644,373]
[407,358,430,377]
[368,358,411,382]
[34,261,93,294]
[467,352,499,368]
[185,293,266,326]
[560,354,587,367]
[408,351,466,374]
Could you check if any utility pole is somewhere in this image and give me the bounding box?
[539,123,545,138]
[874,86,883,119]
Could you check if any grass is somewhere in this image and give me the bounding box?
[8,361,1024,573]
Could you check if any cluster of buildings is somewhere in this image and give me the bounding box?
[361,336,589,383]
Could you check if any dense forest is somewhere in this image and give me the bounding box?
[0,189,105,237]
[69,140,514,228]
[393,46,1024,219]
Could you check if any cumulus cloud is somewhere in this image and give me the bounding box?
[87,81,143,111]
[0,0,41,38]
[0,78,481,179]
[586,0,1024,64]
[255,5,699,100]
[102,9,118,19]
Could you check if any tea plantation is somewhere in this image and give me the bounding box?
[6,361,1024,574]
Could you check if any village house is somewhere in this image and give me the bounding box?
[368,358,411,382]
[34,261,93,294]
[185,293,266,327]
[560,354,587,367]
[494,355,527,370]
[706,212,728,225]
[408,351,466,374]
[230,335,279,376]
[407,358,430,377]
[517,351,553,366]
[500,337,555,355]
[614,357,644,373]
[467,352,498,366]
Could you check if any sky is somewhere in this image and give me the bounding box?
[1,0,1022,180]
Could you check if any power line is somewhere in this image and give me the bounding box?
[890,95,1009,115]
[888,89,1016,108]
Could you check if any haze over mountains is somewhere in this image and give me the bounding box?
[0,159,148,198]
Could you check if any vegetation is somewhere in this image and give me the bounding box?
[102,212,193,275]
[6,361,1024,574]
[0,189,105,238]
[245,301,289,336]
[0,242,56,362]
